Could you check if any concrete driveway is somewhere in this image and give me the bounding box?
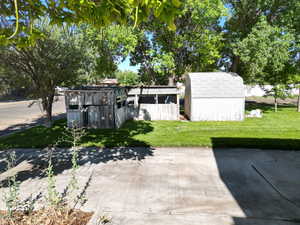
[0,147,300,225]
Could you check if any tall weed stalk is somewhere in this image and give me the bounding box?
[2,151,20,218]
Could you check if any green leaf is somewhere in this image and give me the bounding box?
[172,0,181,7]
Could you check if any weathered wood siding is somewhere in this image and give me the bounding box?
[65,86,180,128]
[65,92,83,106]
[87,106,114,129]
[82,91,114,106]
[65,88,122,129]
[65,90,114,107]
[127,105,138,119]
[67,110,84,127]
[115,107,129,128]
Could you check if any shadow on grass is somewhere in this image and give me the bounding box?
[0,120,154,187]
[81,120,154,147]
[0,119,153,149]
[211,137,300,150]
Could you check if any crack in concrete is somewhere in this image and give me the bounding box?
[251,163,300,210]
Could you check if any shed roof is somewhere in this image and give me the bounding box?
[128,86,179,95]
[64,85,125,93]
[186,72,244,98]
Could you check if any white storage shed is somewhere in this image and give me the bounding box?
[184,72,245,121]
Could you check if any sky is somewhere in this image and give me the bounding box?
[118,57,140,72]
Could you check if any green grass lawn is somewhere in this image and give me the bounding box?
[1,103,300,150]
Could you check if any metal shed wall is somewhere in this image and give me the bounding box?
[185,72,245,121]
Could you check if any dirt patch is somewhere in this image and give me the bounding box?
[0,208,93,225]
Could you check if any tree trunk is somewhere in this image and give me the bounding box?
[231,55,240,73]
[42,94,54,127]
[274,96,278,112]
[297,88,300,112]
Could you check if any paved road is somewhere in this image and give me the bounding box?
[0,96,66,136]
[1,147,300,225]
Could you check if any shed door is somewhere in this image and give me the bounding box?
[88,106,114,129]
[67,110,83,127]
[99,106,114,128]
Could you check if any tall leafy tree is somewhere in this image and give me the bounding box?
[116,70,140,86]
[130,38,176,85]
[234,17,295,111]
[285,65,300,112]
[0,21,87,126]
[131,0,226,84]
[1,0,182,46]
[85,25,139,81]
[222,0,300,75]
[0,64,32,98]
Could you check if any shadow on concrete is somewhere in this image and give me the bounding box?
[211,137,300,225]
[0,147,154,188]
[0,113,66,137]
[231,217,300,225]
[0,121,154,187]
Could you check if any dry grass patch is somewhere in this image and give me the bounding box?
[0,208,93,225]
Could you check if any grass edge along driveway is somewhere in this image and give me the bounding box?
[0,106,300,150]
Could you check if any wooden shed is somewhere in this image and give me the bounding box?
[184,72,245,121]
[64,86,129,129]
[128,86,180,120]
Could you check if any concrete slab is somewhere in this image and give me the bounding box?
[89,212,300,225]
[0,147,300,225]
[253,153,300,205]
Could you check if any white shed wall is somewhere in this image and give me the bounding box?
[137,104,179,120]
[190,98,245,121]
[185,72,245,121]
